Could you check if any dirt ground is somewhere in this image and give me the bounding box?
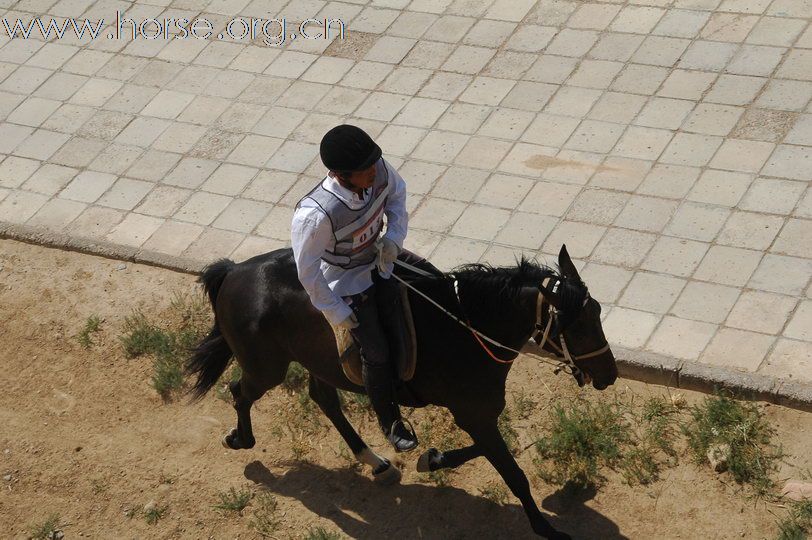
[1,238,810,540]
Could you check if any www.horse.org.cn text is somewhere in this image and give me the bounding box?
[1,12,347,47]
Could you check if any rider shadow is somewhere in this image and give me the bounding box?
[541,484,628,540]
[245,460,624,539]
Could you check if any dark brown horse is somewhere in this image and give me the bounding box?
[186,244,617,539]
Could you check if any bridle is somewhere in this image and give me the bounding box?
[389,260,611,379]
[529,277,612,375]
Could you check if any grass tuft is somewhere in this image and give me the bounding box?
[214,486,252,513]
[534,398,629,489]
[215,365,242,402]
[29,514,61,540]
[339,390,372,415]
[682,392,781,496]
[250,492,280,537]
[119,292,210,400]
[479,481,509,505]
[512,389,535,420]
[76,315,102,349]
[777,500,812,540]
[303,526,344,540]
[143,504,167,525]
[284,361,308,392]
[498,406,519,455]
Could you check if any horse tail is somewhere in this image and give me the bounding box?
[199,258,235,307]
[186,259,236,400]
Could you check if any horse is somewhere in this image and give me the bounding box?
[186,244,617,539]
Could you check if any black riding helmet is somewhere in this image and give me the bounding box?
[320,124,382,172]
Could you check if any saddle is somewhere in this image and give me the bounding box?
[330,281,417,386]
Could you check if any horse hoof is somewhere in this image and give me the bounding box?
[416,448,440,473]
[373,460,401,486]
[221,429,238,449]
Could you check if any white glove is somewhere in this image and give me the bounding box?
[337,312,359,330]
[376,236,399,272]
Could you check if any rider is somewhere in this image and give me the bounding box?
[290,124,419,453]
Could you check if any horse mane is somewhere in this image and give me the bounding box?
[408,256,588,328]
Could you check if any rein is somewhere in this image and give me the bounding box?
[390,260,610,376]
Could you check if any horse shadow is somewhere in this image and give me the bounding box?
[244,461,626,539]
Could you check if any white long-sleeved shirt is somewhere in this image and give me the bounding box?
[290,160,408,326]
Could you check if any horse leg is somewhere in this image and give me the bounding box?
[308,377,401,486]
[223,373,269,450]
[416,444,482,473]
[460,419,571,540]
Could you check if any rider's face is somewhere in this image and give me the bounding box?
[345,164,376,190]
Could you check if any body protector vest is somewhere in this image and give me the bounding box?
[298,158,391,270]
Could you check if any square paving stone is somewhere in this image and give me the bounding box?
[591,228,657,268]
[665,201,730,242]
[641,236,709,277]
[762,145,812,181]
[658,69,718,100]
[671,281,741,323]
[771,218,812,259]
[682,104,743,136]
[686,169,753,207]
[717,211,784,250]
[494,212,558,249]
[726,290,798,335]
[473,173,534,209]
[710,139,775,173]
[660,133,723,166]
[567,188,629,226]
[693,245,762,286]
[141,220,204,255]
[26,198,86,229]
[409,197,467,233]
[580,262,634,304]
[739,178,806,214]
[451,205,512,241]
[760,339,812,384]
[97,178,152,211]
[431,167,490,202]
[646,316,717,360]
[700,328,775,372]
[619,272,686,314]
[543,220,607,259]
[428,236,489,271]
[638,164,701,199]
[0,190,49,223]
[614,195,678,232]
[748,254,812,296]
[515,180,578,216]
[602,307,661,349]
[105,213,164,248]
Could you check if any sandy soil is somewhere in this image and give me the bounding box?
[0,238,810,540]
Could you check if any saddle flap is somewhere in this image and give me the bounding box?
[331,282,417,386]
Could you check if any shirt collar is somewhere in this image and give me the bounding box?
[323,175,368,205]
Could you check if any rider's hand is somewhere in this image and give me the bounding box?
[376,237,399,270]
[337,312,359,330]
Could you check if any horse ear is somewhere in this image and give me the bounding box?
[558,244,581,281]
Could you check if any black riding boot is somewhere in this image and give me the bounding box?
[362,362,418,453]
[375,276,409,374]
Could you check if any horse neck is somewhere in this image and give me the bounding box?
[458,281,539,354]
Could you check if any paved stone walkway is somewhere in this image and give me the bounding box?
[0,0,810,386]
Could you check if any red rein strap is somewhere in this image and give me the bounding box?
[470,284,549,365]
[470,328,515,364]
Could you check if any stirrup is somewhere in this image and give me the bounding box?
[387,418,418,453]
